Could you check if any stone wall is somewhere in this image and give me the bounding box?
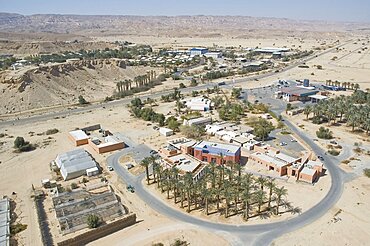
[57,213,136,246]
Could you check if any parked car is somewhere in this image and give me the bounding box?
[126,185,135,193]
[318,156,324,161]
[290,139,297,142]
[150,150,158,155]
[279,142,287,146]
[107,166,114,171]
[330,140,338,145]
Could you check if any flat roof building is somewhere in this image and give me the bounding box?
[68,130,89,146]
[183,97,213,111]
[183,117,212,126]
[55,149,98,180]
[278,86,319,102]
[194,140,241,164]
[0,198,10,246]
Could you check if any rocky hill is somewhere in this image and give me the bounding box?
[0,59,158,115]
[0,13,368,36]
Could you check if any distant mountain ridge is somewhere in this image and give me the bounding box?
[0,12,368,35]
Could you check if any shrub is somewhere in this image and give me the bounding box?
[364,168,370,178]
[10,223,28,235]
[316,127,333,139]
[14,136,36,152]
[71,183,78,189]
[45,128,59,135]
[78,95,88,105]
[82,177,88,183]
[328,149,340,156]
[87,214,100,228]
[179,83,186,89]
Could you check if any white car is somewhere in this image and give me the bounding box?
[107,166,114,171]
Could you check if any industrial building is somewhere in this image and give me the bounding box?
[0,198,10,246]
[194,140,241,164]
[68,130,89,146]
[183,117,212,127]
[204,52,222,59]
[189,48,208,56]
[276,86,319,102]
[254,47,290,53]
[68,125,125,154]
[54,149,99,180]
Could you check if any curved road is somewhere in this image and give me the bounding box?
[107,114,344,245]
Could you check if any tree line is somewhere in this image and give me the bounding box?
[141,156,299,220]
[304,90,370,134]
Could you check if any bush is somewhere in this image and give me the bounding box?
[328,149,340,156]
[14,136,35,152]
[87,214,100,228]
[71,183,78,189]
[316,127,333,139]
[78,95,88,105]
[179,83,186,89]
[45,128,59,135]
[10,223,28,235]
[82,177,88,183]
[364,168,370,178]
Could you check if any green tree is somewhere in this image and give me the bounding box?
[253,119,275,141]
[87,214,100,228]
[274,186,288,215]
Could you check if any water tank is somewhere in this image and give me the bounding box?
[303,79,310,87]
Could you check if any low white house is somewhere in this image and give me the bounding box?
[183,117,212,126]
[184,97,213,111]
[159,127,174,137]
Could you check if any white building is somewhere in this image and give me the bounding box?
[55,149,98,180]
[183,117,212,126]
[159,127,174,137]
[204,52,222,59]
[184,97,213,111]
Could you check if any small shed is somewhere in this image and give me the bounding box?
[86,167,100,177]
[159,127,174,137]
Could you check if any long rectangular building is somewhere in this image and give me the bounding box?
[0,198,10,246]
[55,149,98,180]
[194,140,241,164]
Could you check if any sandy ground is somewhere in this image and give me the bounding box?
[1,33,369,245]
[273,176,370,246]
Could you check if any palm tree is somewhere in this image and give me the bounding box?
[172,167,179,203]
[140,157,151,185]
[256,176,267,191]
[253,190,266,214]
[209,161,217,188]
[274,186,288,215]
[242,183,253,220]
[354,83,360,91]
[304,105,312,120]
[149,155,159,183]
[266,178,276,210]
[184,172,193,213]
[201,185,212,215]
[223,183,233,218]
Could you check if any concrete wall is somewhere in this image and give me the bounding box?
[57,213,136,246]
